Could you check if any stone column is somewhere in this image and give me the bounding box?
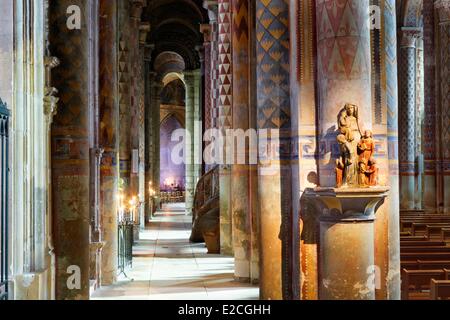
[399,28,421,210]
[139,23,150,229]
[305,188,389,300]
[193,69,203,184]
[217,0,234,255]
[435,0,450,213]
[185,71,196,215]
[99,0,119,286]
[315,0,373,187]
[151,76,162,199]
[129,0,145,204]
[415,37,424,209]
[231,0,257,282]
[200,25,213,132]
[382,0,401,299]
[118,0,132,194]
[423,0,438,211]
[49,0,93,300]
[144,57,155,220]
[255,0,293,300]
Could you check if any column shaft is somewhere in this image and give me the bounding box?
[185,71,196,215]
[99,0,119,286]
[218,0,234,255]
[231,0,257,282]
[49,0,93,299]
[382,0,401,299]
[399,29,420,210]
[255,0,293,300]
[315,0,373,187]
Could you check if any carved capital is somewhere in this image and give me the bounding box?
[435,0,450,23]
[200,24,212,43]
[400,27,422,48]
[130,0,145,20]
[139,22,151,45]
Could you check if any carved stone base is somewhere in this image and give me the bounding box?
[304,187,389,300]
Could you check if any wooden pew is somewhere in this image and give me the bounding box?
[430,279,450,300]
[417,260,450,270]
[401,241,446,247]
[442,228,450,242]
[401,269,446,300]
[401,252,450,261]
[401,235,428,241]
[411,223,450,236]
[401,246,450,253]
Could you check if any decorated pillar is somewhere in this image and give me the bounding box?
[118,0,132,194]
[231,0,258,282]
[435,0,450,213]
[423,0,438,211]
[129,0,145,204]
[99,0,119,286]
[315,0,373,187]
[255,0,293,300]
[399,27,421,210]
[381,0,401,299]
[217,0,234,255]
[185,70,197,215]
[151,73,162,198]
[144,52,155,221]
[49,0,94,299]
[139,23,150,228]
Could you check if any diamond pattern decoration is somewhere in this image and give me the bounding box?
[256,0,291,129]
[218,0,233,129]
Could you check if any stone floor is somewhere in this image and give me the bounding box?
[92,203,259,300]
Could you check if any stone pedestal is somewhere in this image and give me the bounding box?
[304,187,389,300]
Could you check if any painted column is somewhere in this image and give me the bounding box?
[193,70,203,184]
[217,0,234,255]
[423,0,438,211]
[382,0,401,299]
[399,28,421,210]
[200,25,213,132]
[49,0,93,300]
[129,0,145,204]
[255,0,293,300]
[231,0,258,282]
[315,0,373,187]
[139,23,150,229]
[145,66,156,220]
[185,71,196,215]
[99,0,119,286]
[118,0,132,195]
[435,0,450,213]
[152,77,162,200]
[415,37,424,209]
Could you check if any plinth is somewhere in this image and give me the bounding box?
[304,187,389,300]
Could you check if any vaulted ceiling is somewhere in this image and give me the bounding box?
[143,0,208,71]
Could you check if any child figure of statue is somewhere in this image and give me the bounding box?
[357,130,378,187]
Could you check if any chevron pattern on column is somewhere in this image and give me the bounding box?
[218,0,233,129]
[256,0,291,129]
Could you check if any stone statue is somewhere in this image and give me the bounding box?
[335,106,379,188]
[357,130,378,187]
[336,103,361,187]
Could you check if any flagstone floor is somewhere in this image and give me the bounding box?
[91,203,259,300]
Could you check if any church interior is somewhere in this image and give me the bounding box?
[0,0,449,301]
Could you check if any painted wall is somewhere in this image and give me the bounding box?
[160,115,185,191]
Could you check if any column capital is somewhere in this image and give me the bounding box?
[400,27,422,48]
[435,0,450,23]
[200,24,212,43]
[130,0,146,20]
[139,22,151,46]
